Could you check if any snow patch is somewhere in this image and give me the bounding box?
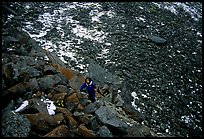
[14,100,29,112]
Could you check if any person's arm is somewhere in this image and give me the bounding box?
[80,83,86,92]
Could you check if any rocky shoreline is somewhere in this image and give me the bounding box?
[2,3,162,137]
[2,2,202,137]
[2,15,161,137]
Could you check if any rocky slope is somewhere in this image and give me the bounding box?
[2,2,202,137]
[2,3,164,137]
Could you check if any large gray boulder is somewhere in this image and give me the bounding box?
[95,106,128,135]
[96,125,113,137]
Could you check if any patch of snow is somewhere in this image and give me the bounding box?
[14,100,29,112]
[142,94,147,98]
[181,115,191,124]
[44,99,56,115]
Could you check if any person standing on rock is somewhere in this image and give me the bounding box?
[80,77,96,103]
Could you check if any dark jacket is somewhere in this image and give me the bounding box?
[80,80,96,96]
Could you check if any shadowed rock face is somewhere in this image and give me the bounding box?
[2,2,202,137]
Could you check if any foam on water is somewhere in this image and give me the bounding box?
[152,2,202,22]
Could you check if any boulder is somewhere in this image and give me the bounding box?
[96,125,113,137]
[25,113,62,133]
[69,74,85,91]
[125,124,153,137]
[37,75,56,91]
[2,111,31,137]
[43,125,69,137]
[64,114,78,129]
[148,35,167,45]
[78,124,96,137]
[66,92,80,104]
[54,85,70,94]
[95,106,128,135]
[84,100,104,114]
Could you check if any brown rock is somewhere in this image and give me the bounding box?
[69,72,85,90]
[52,64,74,81]
[76,114,92,125]
[76,91,82,99]
[64,114,78,129]
[25,113,56,133]
[95,91,103,99]
[35,91,45,99]
[53,93,68,100]
[56,107,72,116]
[43,125,69,137]
[47,92,53,99]
[7,82,28,94]
[53,113,65,125]
[2,64,14,86]
[66,92,79,104]
[76,103,84,111]
[78,124,96,137]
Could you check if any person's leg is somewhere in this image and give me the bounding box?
[90,93,96,103]
[88,92,95,103]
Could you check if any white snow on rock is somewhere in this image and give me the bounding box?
[14,99,56,115]
[43,99,56,115]
[14,100,29,112]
